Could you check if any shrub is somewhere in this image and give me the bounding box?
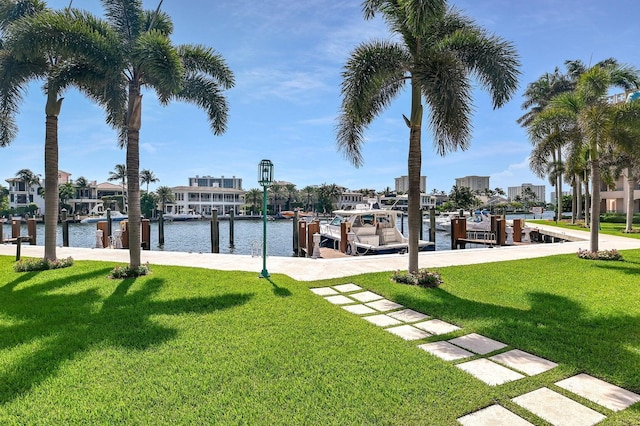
[109,263,151,279]
[14,256,74,272]
[391,269,442,288]
[577,249,624,261]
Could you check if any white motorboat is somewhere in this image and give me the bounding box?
[319,204,434,255]
[80,211,128,223]
[434,210,491,233]
[163,212,203,221]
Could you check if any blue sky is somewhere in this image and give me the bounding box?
[3,1,639,199]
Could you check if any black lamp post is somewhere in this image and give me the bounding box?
[258,159,274,278]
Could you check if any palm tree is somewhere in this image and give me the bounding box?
[245,188,262,215]
[302,185,316,212]
[108,163,127,210]
[609,98,640,232]
[74,176,89,214]
[518,68,574,223]
[140,169,159,193]
[93,0,235,269]
[269,183,282,213]
[1,3,122,261]
[15,168,41,190]
[155,185,174,214]
[337,0,520,272]
[539,62,639,252]
[284,183,296,211]
[58,182,74,213]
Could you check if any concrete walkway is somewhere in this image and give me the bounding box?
[3,223,640,281]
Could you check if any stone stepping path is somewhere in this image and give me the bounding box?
[311,284,640,424]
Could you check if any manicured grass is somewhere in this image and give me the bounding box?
[1,252,639,425]
[529,219,640,240]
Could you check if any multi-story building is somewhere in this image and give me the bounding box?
[455,175,490,193]
[168,177,245,216]
[508,183,546,203]
[5,177,44,213]
[600,172,640,214]
[395,175,426,193]
[188,175,242,189]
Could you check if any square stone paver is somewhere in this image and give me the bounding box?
[333,283,362,293]
[349,291,383,303]
[456,358,525,386]
[449,333,507,355]
[414,319,461,335]
[512,387,607,426]
[365,299,404,312]
[342,304,377,315]
[417,341,474,361]
[556,373,640,412]
[387,308,429,322]
[310,287,338,296]
[324,295,355,305]
[363,314,403,327]
[490,349,557,376]
[458,404,534,426]
[385,325,431,340]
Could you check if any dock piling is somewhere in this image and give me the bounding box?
[229,210,235,247]
[211,209,219,253]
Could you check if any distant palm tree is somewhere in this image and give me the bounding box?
[15,168,41,191]
[269,183,283,213]
[140,169,159,193]
[337,0,520,272]
[155,186,175,214]
[108,164,127,210]
[245,188,262,214]
[302,185,316,211]
[58,182,74,213]
[74,176,89,214]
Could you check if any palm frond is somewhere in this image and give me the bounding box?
[177,44,234,90]
[174,74,229,136]
[133,30,183,102]
[336,40,408,167]
[100,0,143,45]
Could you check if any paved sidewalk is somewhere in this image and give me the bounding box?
[2,224,640,281]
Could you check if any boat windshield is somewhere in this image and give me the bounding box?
[329,215,344,226]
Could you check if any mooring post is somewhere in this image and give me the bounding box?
[61,209,69,247]
[211,208,219,253]
[229,209,235,247]
[429,207,436,243]
[27,218,37,245]
[106,208,112,241]
[292,210,299,255]
[158,210,165,246]
[141,219,150,250]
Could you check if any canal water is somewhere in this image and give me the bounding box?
[2,212,553,257]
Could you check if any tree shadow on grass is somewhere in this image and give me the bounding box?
[394,289,640,392]
[0,270,253,404]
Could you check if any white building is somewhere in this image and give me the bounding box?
[455,175,490,193]
[5,177,44,213]
[168,180,245,216]
[395,175,426,193]
[188,175,242,189]
[508,183,546,203]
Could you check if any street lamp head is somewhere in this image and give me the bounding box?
[258,159,274,187]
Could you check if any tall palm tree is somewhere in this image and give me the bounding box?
[269,183,282,213]
[15,168,41,190]
[140,168,159,193]
[609,98,640,232]
[302,185,316,212]
[337,0,519,272]
[1,3,122,261]
[518,68,574,223]
[96,0,234,269]
[539,62,639,252]
[108,163,127,210]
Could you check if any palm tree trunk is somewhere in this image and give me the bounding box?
[407,80,423,273]
[576,175,582,221]
[589,148,600,252]
[556,147,563,223]
[44,90,62,261]
[571,178,577,224]
[583,171,590,226]
[625,168,634,232]
[126,87,143,268]
[44,114,59,261]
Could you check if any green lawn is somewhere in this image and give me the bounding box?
[529,219,640,240]
[1,252,639,425]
